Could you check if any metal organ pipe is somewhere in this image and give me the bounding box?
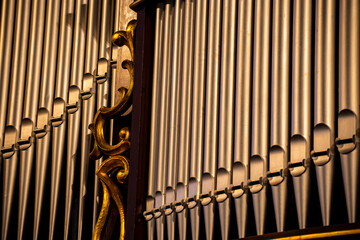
[249,0,272,235]
[165,0,184,239]
[202,0,221,238]
[48,0,75,238]
[337,0,360,224]
[312,0,336,226]
[0,0,16,183]
[1,0,31,239]
[269,0,291,232]
[216,0,237,239]
[188,0,208,238]
[33,0,61,238]
[18,0,46,238]
[176,0,195,239]
[64,0,88,238]
[145,0,359,238]
[290,0,313,230]
[233,0,254,237]
[0,0,122,239]
[155,2,174,240]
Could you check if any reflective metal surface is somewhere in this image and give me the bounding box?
[145,0,360,238]
[0,0,123,238]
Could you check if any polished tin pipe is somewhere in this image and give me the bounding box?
[269,0,291,232]
[216,0,237,239]
[1,0,31,238]
[80,0,100,234]
[249,0,272,235]
[175,0,195,239]
[155,2,174,239]
[189,0,208,238]
[0,0,16,154]
[290,0,313,229]
[165,0,184,239]
[0,2,16,234]
[64,1,88,238]
[145,3,164,240]
[312,0,336,226]
[49,0,75,238]
[337,0,360,224]
[18,0,46,238]
[33,0,61,238]
[201,0,221,238]
[233,0,254,237]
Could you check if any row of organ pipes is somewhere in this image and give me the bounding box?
[0,0,122,239]
[144,0,360,239]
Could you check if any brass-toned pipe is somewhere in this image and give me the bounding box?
[86,0,101,233]
[33,0,61,238]
[201,0,221,238]
[312,0,336,226]
[0,0,16,149]
[145,6,164,239]
[233,0,254,237]
[176,0,195,239]
[155,2,174,239]
[337,0,360,224]
[165,0,184,239]
[18,0,46,238]
[0,1,15,234]
[1,0,31,239]
[216,0,237,239]
[64,1,88,238]
[290,0,313,229]
[269,0,291,233]
[49,0,75,238]
[189,0,208,238]
[249,0,272,235]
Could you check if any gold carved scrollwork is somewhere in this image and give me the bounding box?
[90,20,136,240]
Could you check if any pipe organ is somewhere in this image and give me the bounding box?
[0,0,130,239]
[143,0,360,239]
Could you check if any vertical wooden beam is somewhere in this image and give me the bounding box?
[126,3,155,239]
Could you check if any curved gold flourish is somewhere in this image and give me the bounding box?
[90,19,136,240]
[93,182,111,240]
[93,156,129,240]
[89,19,136,159]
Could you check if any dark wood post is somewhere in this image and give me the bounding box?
[126,1,155,239]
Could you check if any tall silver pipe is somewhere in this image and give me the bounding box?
[312,0,336,226]
[269,0,291,233]
[0,0,16,156]
[233,0,254,237]
[114,0,121,32]
[78,0,100,234]
[33,0,61,238]
[64,1,87,239]
[188,0,207,238]
[289,0,313,229]
[165,0,183,239]
[64,0,88,238]
[216,0,237,239]
[17,0,46,238]
[155,2,174,239]
[337,0,360,224]
[201,0,221,238]
[78,92,96,239]
[1,0,31,238]
[87,1,111,232]
[249,0,272,235]
[145,3,164,239]
[49,0,75,238]
[80,0,103,237]
[175,0,195,239]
